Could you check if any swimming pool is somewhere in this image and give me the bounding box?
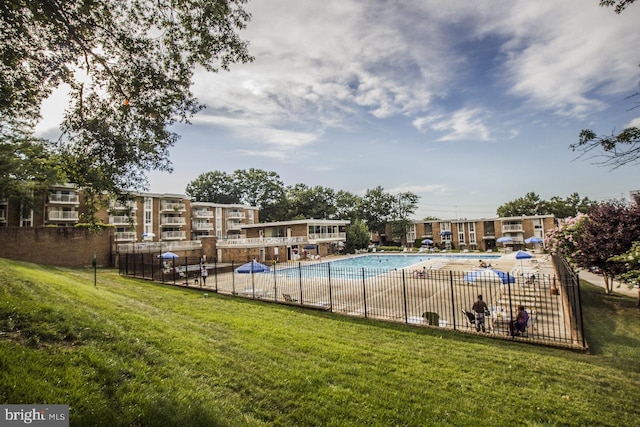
[275,254,501,279]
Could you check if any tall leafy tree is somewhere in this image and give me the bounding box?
[546,196,640,294]
[185,171,240,204]
[233,169,286,222]
[346,219,370,253]
[609,241,640,306]
[389,192,419,245]
[496,192,547,217]
[286,184,337,220]
[1,0,253,203]
[547,193,597,219]
[360,186,394,237]
[335,190,362,222]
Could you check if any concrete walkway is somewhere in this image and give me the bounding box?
[576,269,639,299]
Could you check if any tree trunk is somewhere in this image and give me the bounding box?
[602,272,614,294]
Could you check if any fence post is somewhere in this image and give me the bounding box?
[362,268,367,319]
[402,270,408,324]
[298,262,303,304]
[214,260,218,293]
[232,261,236,295]
[575,272,586,348]
[449,270,456,330]
[328,263,333,312]
[507,274,514,338]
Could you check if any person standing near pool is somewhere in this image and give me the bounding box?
[471,294,489,332]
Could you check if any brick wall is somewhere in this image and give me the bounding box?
[0,227,114,268]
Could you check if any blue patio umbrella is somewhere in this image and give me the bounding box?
[464,269,515,284]
[525,236,544,244]
[235,260,271,274]
[157,251,179,259]
[516,250,533,272]
[496,236,513,244]
[421,239,434,245]
[440,230,452,236]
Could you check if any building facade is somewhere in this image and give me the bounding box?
[407,215,555,251]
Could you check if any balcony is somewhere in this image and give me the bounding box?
[48,193,79,204]
[226,211,246,219]
[161,216,186,226]
[217,236,305,248]
[192,221,214,231]
[226,222,243,231]
[48,210,79,221]
[192,209,214,218]
[115,232,137,242]
[110,200,138,211]
[308,232,347,241]
[160,201,185,212]
[109,215,137,226]
[161,231,186,240]
[502,224,524,232]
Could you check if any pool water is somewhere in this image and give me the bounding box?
[276,254,500,279]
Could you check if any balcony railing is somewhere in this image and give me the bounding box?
[226,222,243,231]
[48,194,79,204]
[192,222,214,231]
[192,209,214,218]
[109,215,136,226]
[161,231,186,240]
[226,212,246,219]
[308,232,347,241]
[217,236,305,247]
[502,224,524,232]
[160,202,185,212]
[115,232,137,241]
[110,201,137,211]
[48,210,79,221]
[161,216,186,226]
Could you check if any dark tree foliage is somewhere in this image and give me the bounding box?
[573,195,640,294]
[600,0,636,13]
[497,192,596,219]
[0,0,253,203]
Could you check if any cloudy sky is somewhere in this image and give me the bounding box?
[39,0,640,218]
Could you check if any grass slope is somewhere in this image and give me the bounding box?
[1,258,639,426]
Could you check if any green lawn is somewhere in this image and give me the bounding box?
[1,258,639,426]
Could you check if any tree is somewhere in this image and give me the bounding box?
[334,190,362,222]
[571,1,639,167]
[286,184,337,220]
[547,193,597,219]
[233,169,287,222]
[389,192,420,246]
[496,192,547,217]
[346,219,370,253]
[1,1,253,203]
[185,171,240,204]
[546,196,640,294]
[360,186,394,237]
[609,241,640,306]
[0,125,63,209]
[571,128,640,169]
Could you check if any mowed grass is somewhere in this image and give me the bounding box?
[1,259,639,426]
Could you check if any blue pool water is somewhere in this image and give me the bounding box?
[276,254,500,279]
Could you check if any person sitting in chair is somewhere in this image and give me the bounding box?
[471,294,489,332]
[510,305,529,336]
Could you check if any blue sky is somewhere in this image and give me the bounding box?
[37,0,640,219]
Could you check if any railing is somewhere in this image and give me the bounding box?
[502,225,524,232]
[192,210,214,218]
[308,232,346,240]
[119,254,586,350]
[216,236,305,247]
[48,210,79,220]
[192,222,214,231]
[160,202,185,212]
[117,240,202,253]
[226,212,246,219]
[115,232,137,241]
[48,194,79,203]
[110,201,137,211]
[161,216,186,226]
[161,231,186,240]
[110,215,136,225]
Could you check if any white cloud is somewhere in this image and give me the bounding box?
[625,117,640,128]
[387,184,450,196]
[413,108,493,142]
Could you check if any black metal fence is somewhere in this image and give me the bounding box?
[118,253,587,350]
